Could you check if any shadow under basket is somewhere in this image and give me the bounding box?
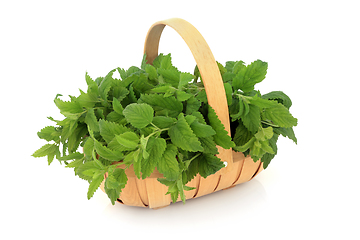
[100,151,263,209]
[99,18,265,209]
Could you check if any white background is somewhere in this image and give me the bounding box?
[1,0,359,239]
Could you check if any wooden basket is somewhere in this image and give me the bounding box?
[100,18,264,209]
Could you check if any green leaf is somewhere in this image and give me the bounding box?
[120,74,136,89]
[222,72,236,83]
[178,72,194,90]
[190,120,216,138]
[193,65,200,82]
[145,64,157,81]
[217,61,227,75]
[112,97,124,115]
[67,124,87,153]
[195,90,208,103]
[85,108,99,132]
[191,111,206,123]
[196,153,225,178]
[132,149,142,178]
[233,137,256,152]
[274,127,297,144]
[261,134,279,169]
[230,96,250,119]
[152,53,163,69]
[254,127,273,141]
[140,135,149,159]
[96,108,105,119]
[184,115,197,125]
[105,168,124,190]
[83,137,94,159]
[74,160,101,181]
[262,91,292,109]
[77,89,98,109]
[233,121,253,147]
[140,94,183,118]
[132,73,154,93]
[110,168,128,189]
[48,147,60,165]
[177,178,186,203]
[37,126,60,142]
[107,137,128,152]
[157,178,179,203]
[57,152,84,161]
[232,60,268,92]
[85,72,99,96]
[249,94,279,109]
[241,104,261,133]
[126,66,141,78]
[263,103,298,128]
[141,53,147,70]
[224,61,236,72]
[185,96,201,115]
[112,86,129,102]
[259,140,275,154]
[94,139,123,161]
[60,111,83,120]
[115,132,139,150]
[122,149,138,165]
[157,144,180,181]
[106,112,123,123]
[158,68,180,87]
[224,82,233,105]
[123,103,154,129]
[32,144,58,158]
[151,84,175,94]
[182,155,199,183]
[65,158,84,168]
[152,116,177,129]
[87,173,105,200]
[99,69,115,106]
[207,106,235,149]
[58,118,78,141]
[198,137,219,155]
[160,53,172,69]
[141,137,167,179]
[54,98,83,114]
[105,168,128,205]
[232,60,246,74]
[168,113,203,152]
[176,91,192,102]
[99,119,130,143]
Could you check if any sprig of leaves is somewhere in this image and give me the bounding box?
[222,60,298,167]
[32,53,297,205]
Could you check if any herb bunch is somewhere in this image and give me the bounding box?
[32,53,297,205]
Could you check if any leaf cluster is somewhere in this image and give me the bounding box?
[220,60,298,168]
[32,53,297,205]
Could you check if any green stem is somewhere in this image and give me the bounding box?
[261,120,279,128]
[188,153,201,162]
[146,124,170,139]
[150,122,160,131]
[233,92,251,101]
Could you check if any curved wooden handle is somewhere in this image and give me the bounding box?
[143,18,233,169]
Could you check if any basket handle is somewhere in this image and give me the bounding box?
[143,18,233,170]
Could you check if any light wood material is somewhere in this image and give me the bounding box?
[118,177,146,207]
[233,156,263,185]
[98,18,265,209]
[100,151,263,208]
